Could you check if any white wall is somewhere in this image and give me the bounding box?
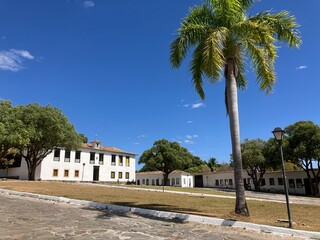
[1,148,136,182]
[40,149,136,182]
[136,171,194,188]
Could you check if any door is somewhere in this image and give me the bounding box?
[93,166,99,181]
[304,178,311,195]
[194,175,203,187]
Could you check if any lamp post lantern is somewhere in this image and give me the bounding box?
[272,127,293,228]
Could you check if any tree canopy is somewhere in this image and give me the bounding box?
[138,139,204,185]
[285,121,320,196]
[0,101,82,180]
[241,138,281,191]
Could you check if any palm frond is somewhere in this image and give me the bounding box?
[234,19,277,61]
[246,40,276,93]
[170,4,217,68]
[248,10,302,47]
[189,28,227,100]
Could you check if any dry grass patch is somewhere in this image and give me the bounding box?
[0,181,319,232]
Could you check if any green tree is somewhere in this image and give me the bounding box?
[170,0,300,216]
[79,133,88,143]
[15,104,82,180]
[241,138,281,191]
[207,157,219,172]
[285,121,320,196]
[0,101,28,164]
[138,139,198,185]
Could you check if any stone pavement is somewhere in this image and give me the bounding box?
[0,194,305,240]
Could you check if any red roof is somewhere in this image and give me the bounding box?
[81,143,137,156]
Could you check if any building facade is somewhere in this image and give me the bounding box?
[0,140,136,182]
[198,169,315,195]
[136,170,194,188]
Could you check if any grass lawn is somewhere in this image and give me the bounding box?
[0,181,319,232]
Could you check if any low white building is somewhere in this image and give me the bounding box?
[136,170,194,188]
[0,140,137,182]
[199,169,315,195]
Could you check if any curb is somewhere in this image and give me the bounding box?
[1,189,319,239]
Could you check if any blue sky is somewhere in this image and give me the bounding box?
[0,0,319,169]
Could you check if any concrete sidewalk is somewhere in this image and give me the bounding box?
[1,188,319,239]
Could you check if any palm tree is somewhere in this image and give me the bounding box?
[170,0,300,216]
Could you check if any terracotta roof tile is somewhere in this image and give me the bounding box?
[81,143,137,156]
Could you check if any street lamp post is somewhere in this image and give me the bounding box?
[162,163,165,192]
[272,127,293,228]
[82,163,86,182]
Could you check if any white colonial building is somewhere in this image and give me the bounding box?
[0,140,136,182]
[136,170,194,188]
[196,169,315,195]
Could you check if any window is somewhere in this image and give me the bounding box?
[53,169,58,177]
[111,155,116,166]
[261,178,266,186]
[125,156,130,166]
[184,178,186,185]
[74,170,79,177]
[146,179,149,185]
[176,178,180,185]
[229,179,233,185]
[296,178,303,188]
[289,179,295,188]
[156,179,159,185]
[111,171,115,179]
[90,152,95,164]
[243,178,247,185]
[118,172,123,179]
[152,179,155,185]
[99,153,104,165]
[119,155,123,166]
[269,178,275,186]
[220,179,223,186]
[278,178,284,185]
[64,149,70,162]
[64,169,69,177]
[75,151,81,163]
[215,180,219,186]
[142,179,145,185]
[125,172,129,179]
[53,149,60,161]
[225,179,228,185]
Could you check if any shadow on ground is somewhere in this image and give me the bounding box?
[81,201,200,224]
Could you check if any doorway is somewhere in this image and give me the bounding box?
[93,166,100,181]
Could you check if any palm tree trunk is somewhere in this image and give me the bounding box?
[226,61,249,216]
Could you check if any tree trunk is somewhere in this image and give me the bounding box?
[253,180,261,192]
[27,159,37,181]
[163,172,169,186]
[226,61,249,216]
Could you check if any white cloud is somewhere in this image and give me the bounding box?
[0,49,35,72]
[137,134,147,138]
[187,121,193,124]
[182,101,205,109]
[83,0,95,8]
[296,65,307,70]
[185,134,198,139]
[184,139,194,144]
[192,102,205,109]
[133,142,140,145]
